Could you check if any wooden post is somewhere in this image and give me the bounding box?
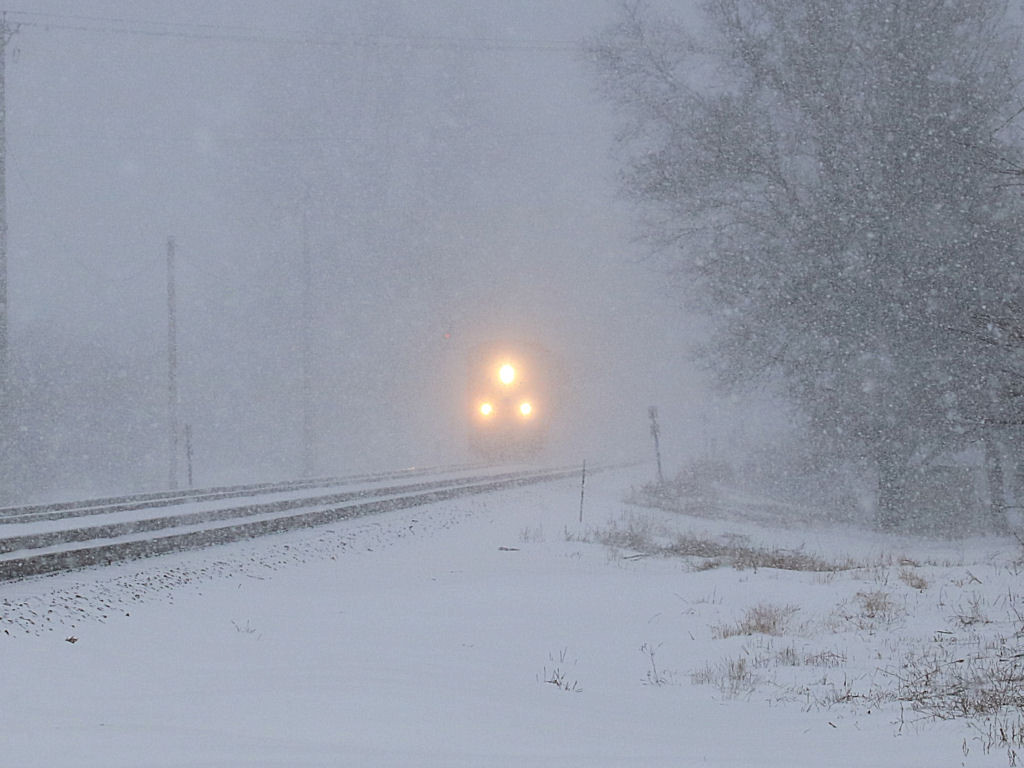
[579,459,586,523]
[167,236,178,490]
[185,423,194,489]
[648,406,664,485]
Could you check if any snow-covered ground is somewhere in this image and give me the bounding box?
[2,466,1022,767]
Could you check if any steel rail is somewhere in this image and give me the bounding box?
[0,466,584,583]
[0,469,555,555]
[0,462,493,524]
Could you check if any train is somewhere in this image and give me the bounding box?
[466,342,556,458]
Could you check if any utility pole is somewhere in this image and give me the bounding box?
[0,14,16,477]
[167,236,179,490]
[184,423,193,489]
[300,188,313,478]
[0,14,12,369]
[579,459,586,523]
[648,406,664,485]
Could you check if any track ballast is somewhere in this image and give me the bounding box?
[0,465,584,582]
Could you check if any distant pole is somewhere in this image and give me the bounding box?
[0,14,16,467]
[300,187,313,477]
[167,236,179,490]
[185,423,194,489]
[648,406,664,485]
[579,459,586,523]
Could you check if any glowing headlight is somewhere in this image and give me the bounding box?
[480,403,494,417]
[519,401,532,417]
[499,364,515,385]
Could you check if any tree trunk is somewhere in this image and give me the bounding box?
[876,446,908,531]
[1010,433,1024,523]
[983,435,1010,534]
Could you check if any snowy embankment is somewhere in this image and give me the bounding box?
[2,466,1022,767]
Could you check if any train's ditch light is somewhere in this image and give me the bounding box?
[519,401,532,417]
[480,403,494,417]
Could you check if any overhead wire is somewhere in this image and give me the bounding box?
[4,9,581,52]
[2,7,581,283]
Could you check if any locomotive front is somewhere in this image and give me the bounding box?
[468,344,550,458]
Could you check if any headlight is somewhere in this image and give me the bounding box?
[499,363,515,385]
[519,401,532,417]
[480,402,494,417]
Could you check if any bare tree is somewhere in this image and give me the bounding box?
[590,0,1024,529]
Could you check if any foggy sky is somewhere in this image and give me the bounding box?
[5,1,709,500]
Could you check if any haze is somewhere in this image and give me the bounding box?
[2,1,708,502]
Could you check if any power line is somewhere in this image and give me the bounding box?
[8,9,266,35]
[5,9,580,53]
[12,130,371,146]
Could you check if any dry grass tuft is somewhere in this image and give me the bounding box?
[713,603,799,639]
[889,647,1024,720]
[570,513,851,574]
[691,655,763,697]
[856,590,898,621]
[828,589,904,631]
[899,567,929,590]
[666,534,846,572]
[774,645,847,668]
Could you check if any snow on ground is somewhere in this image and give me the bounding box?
[2,466,1022,767]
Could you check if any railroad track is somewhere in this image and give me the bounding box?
[0,465,585,583]
[0,463,493,525]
